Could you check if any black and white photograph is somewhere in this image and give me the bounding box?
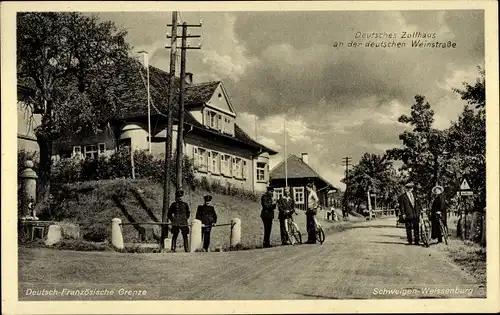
[2,1,499,314]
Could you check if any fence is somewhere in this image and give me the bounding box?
[113,218,241,252]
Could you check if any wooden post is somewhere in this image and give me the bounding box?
[162,11,178,248]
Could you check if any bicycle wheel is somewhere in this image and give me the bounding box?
[440,221,449,245]
[420,224,430,247]
[316,226,325,244]
[286,221,295,245]
[292,223,302,244]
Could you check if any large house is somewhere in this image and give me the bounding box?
[269,153,338,210]
[17,58,278,193]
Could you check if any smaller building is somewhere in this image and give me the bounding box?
[269,153,338,211]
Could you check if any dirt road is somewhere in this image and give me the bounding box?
[19,217,485,300]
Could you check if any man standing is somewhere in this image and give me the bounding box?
[260,186,276,248]
[306,183,320,244]
[196,195,218,252]
[398,182,422,245]
[278,187,295,245]
[167,190,191,252]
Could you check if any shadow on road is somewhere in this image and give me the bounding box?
[370,241,407,245]
[350,224,402,229]
[294,293,362,299]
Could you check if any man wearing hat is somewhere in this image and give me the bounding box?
[167,190,191,252]
[398,182,422,245]
[430,185,446,243]
[196,195,218,252]
[261,186,276,248]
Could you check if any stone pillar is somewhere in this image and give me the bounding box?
[20,160,38,217]
[189,219,202,252]
[230,218,241,248]
[111,218,124,250]
[45,225,62,246]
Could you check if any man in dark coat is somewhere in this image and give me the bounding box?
[430,185,447,243]
[278,187,295,245]
[398,182,422,245]
[196,195,218,252]
[167,190,191,252]
[260,186,276,248]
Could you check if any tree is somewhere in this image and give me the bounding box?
[386,95,445,205]
[452,66,485,109]
[342,153,395,211]
[447,67,486,209]
[17,12,133,199]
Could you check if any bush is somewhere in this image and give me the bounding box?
[49,148,195,187]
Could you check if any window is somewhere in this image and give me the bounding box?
[242,160,248,179]
[98,143,106,154]
[293,187,305,205]
[221,154,229,176]
[208,151,220,175]
[232,157,237,177]
[234,157,242,179]
[217,114,223,132]
[84,145,98,159]
[257,162,266,182]
[195,148,207,172]
[274,188,284,200]
[72,146,82,159]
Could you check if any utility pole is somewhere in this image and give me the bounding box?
[342,156,352,212]
[167,19,202,195]
[161,11,178,248]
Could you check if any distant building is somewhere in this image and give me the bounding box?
[17,59,278,193]
[269,153,338,210]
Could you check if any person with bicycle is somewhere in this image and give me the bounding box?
[196,195,218,252]
[305,182,320,244]
[278,187,296,245]
[260,186,276,248]
[430,185,447,244]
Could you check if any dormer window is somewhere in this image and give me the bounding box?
[204,108,234,136]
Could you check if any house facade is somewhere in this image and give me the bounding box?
[18,61,278,193]
[269,153,338,210]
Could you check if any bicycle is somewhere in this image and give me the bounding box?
[314,216,325,244]
[419,212,432,247]
[436,212,449,245]
[284,210,302,245]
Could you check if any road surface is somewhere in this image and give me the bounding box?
[19,217,485,300]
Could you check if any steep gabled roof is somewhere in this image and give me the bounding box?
[270,154,336,188]
[185,81,221,108]
[111,61,277,154]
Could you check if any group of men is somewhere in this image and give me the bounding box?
[397,181,448,245]
[166,182,324,251]
[260,182,320,248]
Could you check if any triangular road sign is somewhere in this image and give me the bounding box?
[459,178,472,191]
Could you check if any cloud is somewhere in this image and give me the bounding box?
[94,10,485,189]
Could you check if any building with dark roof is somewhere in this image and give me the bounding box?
[18,56,278,192]
[269,153,338,210]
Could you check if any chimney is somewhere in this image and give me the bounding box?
[138,51,149,68]
[301,152,308,164]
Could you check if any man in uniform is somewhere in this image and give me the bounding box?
[260,186,276,248]
[196,195,218,252]
[167,190,191,252]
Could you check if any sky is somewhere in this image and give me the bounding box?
[94,10,485,189]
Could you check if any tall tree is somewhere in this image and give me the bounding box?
[17,12,132,199]
[387,95,445,205]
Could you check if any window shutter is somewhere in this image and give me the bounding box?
[243,161,247,179]
[205,110,210,126]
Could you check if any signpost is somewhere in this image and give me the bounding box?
[457,177,474,241]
